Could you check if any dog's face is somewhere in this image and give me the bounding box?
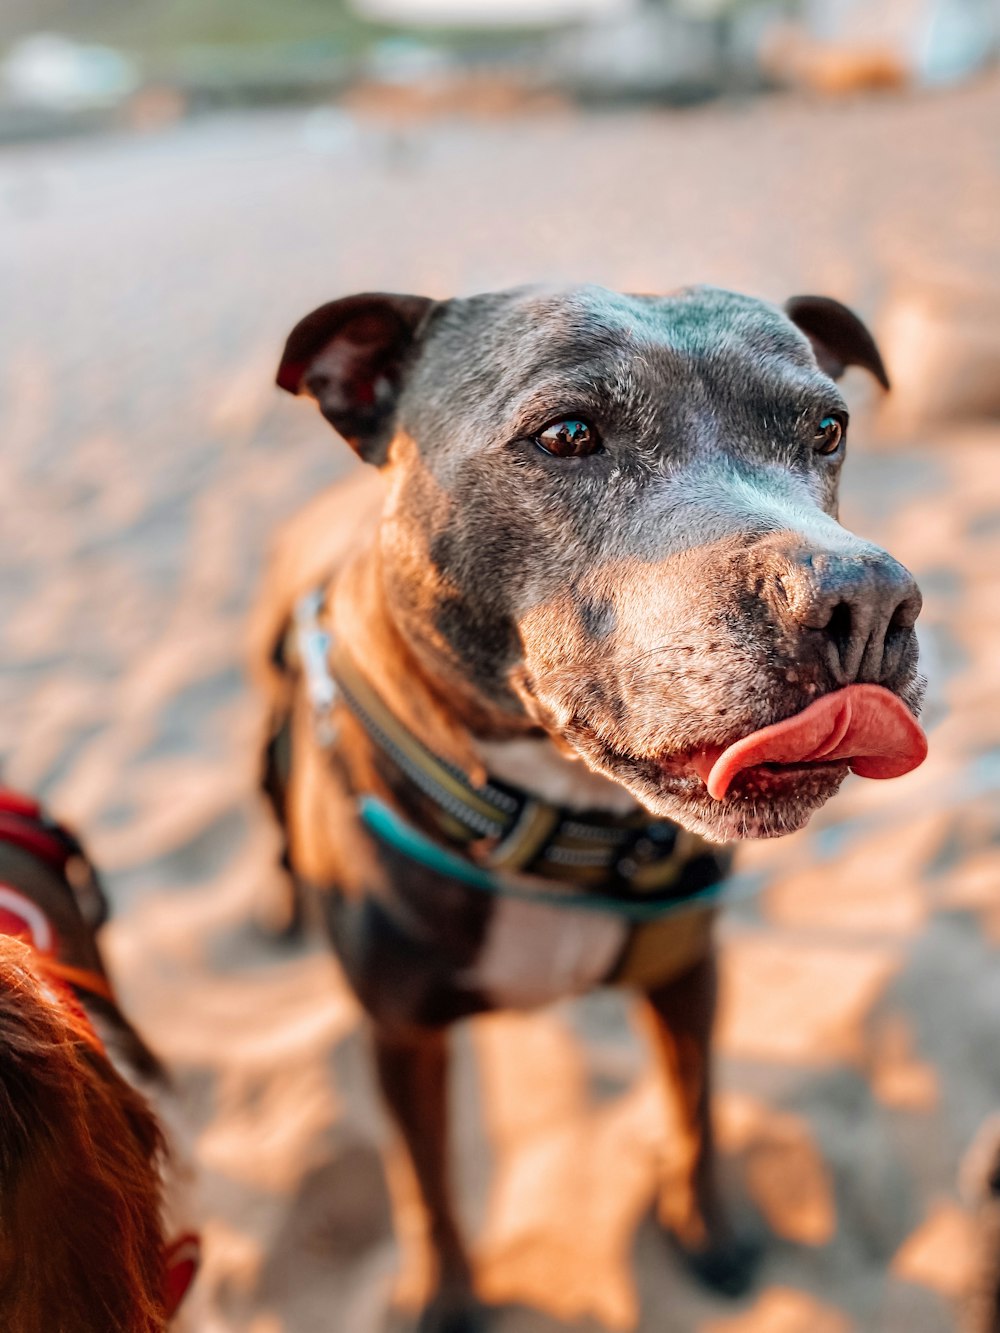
[278,284,923,840]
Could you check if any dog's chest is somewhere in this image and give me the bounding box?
[458,893,627,1009]
[456,737,636,1007]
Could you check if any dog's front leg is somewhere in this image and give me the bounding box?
[374,1024,484,1333]
[643,950,759,1298]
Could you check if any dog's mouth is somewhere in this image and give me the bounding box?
[576,683,927,841]
[680,684,928,800]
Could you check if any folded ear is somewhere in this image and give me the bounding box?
[785,295,890,390]
[276,293,436,463]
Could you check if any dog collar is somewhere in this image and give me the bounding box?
[0,787,109,929]
[358,794,728,922]
[291,590,728,913]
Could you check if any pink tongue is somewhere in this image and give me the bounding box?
[691,684,927,801]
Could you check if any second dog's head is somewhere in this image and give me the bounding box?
[277,284,924,840]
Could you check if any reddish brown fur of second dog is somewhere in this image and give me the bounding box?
[0,935,168,1333]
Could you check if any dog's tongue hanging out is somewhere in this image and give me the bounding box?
[690,684,927,801]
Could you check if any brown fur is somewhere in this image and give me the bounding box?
[0,936,168,1333]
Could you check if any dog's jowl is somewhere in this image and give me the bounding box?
[254,284,927,1331]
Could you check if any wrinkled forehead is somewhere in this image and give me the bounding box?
[405,284,831,441]
[509,284,815,368]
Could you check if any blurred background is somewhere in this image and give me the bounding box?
[2,2,1000,1331]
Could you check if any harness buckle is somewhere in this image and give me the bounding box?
[615,822,678,883]
[293,590,340,748]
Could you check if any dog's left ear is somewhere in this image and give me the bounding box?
[276,292,436,463]
[785,295,890,390]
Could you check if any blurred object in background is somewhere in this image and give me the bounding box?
[341,33,570,123]
[762,0,1000,94]
[1,0,998,143]
[355,0,634,21]
[877,266,1000,439]
[2,32,138,109]
[1,31,139,137]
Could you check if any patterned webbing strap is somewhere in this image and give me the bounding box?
[0,790,116,1013]
[291,590,727,910]
[0,787,108,929]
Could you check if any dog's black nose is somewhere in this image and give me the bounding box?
[774,549,922,684]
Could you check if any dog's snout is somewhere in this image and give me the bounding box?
[770,549,921,684]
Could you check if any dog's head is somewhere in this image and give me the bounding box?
[277,284,924,840]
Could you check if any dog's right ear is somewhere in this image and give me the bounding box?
[276,293,436,463]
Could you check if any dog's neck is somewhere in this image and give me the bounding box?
[473,735,638,815]
[331,554,637,813]
[332,553,524,772]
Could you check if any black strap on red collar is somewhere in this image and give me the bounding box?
[0,787,109,929]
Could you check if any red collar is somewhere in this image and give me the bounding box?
[0,787,72,876]
[0,786,109,928]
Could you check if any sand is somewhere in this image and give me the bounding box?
[2,74,1000,1332]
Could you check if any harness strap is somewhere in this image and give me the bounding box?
[0,787,108,929]
[360,795,727,922]
[290,589,729,915]
[330,641,516,839]
[0,882,114,1042]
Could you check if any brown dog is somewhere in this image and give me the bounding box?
[0,789,199,1332]
[253,284,927,1331]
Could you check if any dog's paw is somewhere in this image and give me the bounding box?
[961,1113,1000,1206]
[415,1295,488,1333]
[959,1114,1000,1333]
[665,1227,763,1299]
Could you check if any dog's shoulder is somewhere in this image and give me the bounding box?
[248,467,385,695]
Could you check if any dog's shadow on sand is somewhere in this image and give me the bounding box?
[247,1138,746,1333]
[382,1306,612,1333]
[244,1141,704,1333]
[251,1143,620,1333]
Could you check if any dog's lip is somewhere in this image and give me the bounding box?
[685,754,850,793]
[681,748,848,787]
[668,684,927,801]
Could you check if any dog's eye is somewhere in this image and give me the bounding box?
[534,419,601,458]
[814,415,845,456]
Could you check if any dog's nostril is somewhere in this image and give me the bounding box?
[880,594,920,676]
[887,606,909,639]
[823,601,853,656]
[888,593,921,634]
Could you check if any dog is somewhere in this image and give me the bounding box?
[252,284,927,1332]
[0,787,199,1333]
